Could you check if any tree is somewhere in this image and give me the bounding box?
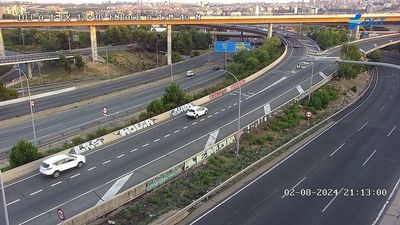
[161,82,186,107]
[2,14,17,19]
[0,81,18,101]
[58,52,73,73]
[172,51,182,63]
[74,54,85,69]
[367,49,382,61]
[9,140,41,168]
[147,99,164,115]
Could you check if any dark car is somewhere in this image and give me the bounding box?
[212,65,220,70]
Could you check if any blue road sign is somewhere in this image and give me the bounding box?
[215,41,252,53]
[349,13,362,30]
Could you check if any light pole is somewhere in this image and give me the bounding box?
[222,70,241,156]
[0,169,9,225]
[14,68,37,146]
[156,39,160,68]
[208,44,212,64]
[106,45,110,80]
[16,52,25,97]
[308,62,314,102]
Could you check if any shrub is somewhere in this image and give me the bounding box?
[96,127,109,136]
[9,141,41,168]
[71,136,85,146]
[351,86,357,92]
[139,112,150,121]
[147,99,164,115]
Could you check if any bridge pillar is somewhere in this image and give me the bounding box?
[90,26,98,62]
[167,25,172,67]
[351,25,360,40]
[27,63,33,78]
[0,28,5,57]
[268,24,273,38]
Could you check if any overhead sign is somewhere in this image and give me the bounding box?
[215,41,252,53]
[349,13,384,30]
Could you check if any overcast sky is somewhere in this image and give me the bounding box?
[30,0,294,4]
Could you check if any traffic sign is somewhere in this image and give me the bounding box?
[57,208,65,221]
[305,111,312,118]
[30,100,35,107]
[103,107,108,116]
[215,41,252,53]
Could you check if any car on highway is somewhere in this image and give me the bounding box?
[40,154,86,178]
[186,105,208,119]
[186,70,196,77]
[212,65,220,70]
[293,43,300,48]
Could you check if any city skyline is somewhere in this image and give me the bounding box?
[5,0,297,4]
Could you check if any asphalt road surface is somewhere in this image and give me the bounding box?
[189,51,400,225]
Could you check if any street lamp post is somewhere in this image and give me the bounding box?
[222,70,242,156]
[15,68,37,146]
[16,53,25,97]
[106,45,110,80]
[208,44,212,64]
[308,62,314,102]
[0,169,9,225]
[156,39,160,68]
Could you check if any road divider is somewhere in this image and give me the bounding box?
[0,87,77,106]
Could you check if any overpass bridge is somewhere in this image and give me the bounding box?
[0,14,399,74]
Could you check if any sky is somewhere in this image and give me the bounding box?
[26,0,294,4]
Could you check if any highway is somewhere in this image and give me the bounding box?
[0,52,226,153]
[189,52,400,225]
[0,34,398,225]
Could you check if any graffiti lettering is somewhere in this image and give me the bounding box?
[70,138,104,154]
[171,103,194,117]
[210,88,227,100]
[115,119,155,137]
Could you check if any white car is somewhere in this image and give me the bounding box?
[186,70,195,77]
[40,154,86,178]
[186,106,208,118]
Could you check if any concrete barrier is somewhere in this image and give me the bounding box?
[0,87,77,106]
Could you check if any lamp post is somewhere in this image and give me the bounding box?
[308,62,314,102]
[156,39,160,68]
[106,45,110,80]
[0,168,9,225]
[16,52,25,97]
[14,68,37,146]
[208,44,212,64]
[222,70,241,156]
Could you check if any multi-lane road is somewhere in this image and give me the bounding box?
[0,51,225,152]
[189,51,400,225]
[0,33,398,225]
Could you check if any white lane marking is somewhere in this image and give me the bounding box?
[192,122,197,125]
[247,76,287,100]
[153,139,160,143]
[215,112,219,115]
[174,130,180,133]
[319,71,327,79]
[97,172,133,205]
[387,125,397,137]
[357,122,368,132]
[70,173,80,179]
[296,85,305,94]
[7,199,20,206]
[379,106,384,111]
[183,126,188,129]
[393,85,395,89]
[116,154,125,158]
[164,134,171,138]
[281,177,307,198]
[233,103,237,106]
[51,181,62,187]
[322,188,344,213]
[221,109,226,112]
[208,115,213,118]
[390,94,392,100]
[372,177,400,225]
[102,160,111,165]
[204,130,220,150]
[87,166,96,171]
[362,149,377,167]
[329,143,345,157]
[200,118,205,121]
[130,148,138,153]
[228,105,232,109]
[142,143,149,147]
[30,189,43,196]
[264,103,271,115]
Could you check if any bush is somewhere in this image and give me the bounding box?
[71,136,85,146]
[96,127,109,136]
[0,81,18,101]
[191,50,200,57]
[351,86,357,92]
[139,112,150,121]
[9,141,41,168]
[161,82,186,106]
[147,99,164,115]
